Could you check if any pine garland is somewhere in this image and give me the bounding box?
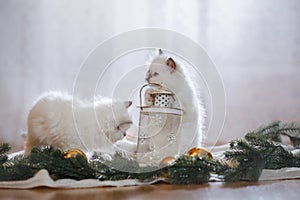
[0,121,300,184]
[167,156,220,184]
[220,121,300,182]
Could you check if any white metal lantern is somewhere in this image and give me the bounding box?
[136,83,183,165]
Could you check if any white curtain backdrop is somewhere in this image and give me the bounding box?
[0,0,299,150]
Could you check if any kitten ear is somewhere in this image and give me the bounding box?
[124,101,132,108]
[158,49,163,55]
[166,57,176,72]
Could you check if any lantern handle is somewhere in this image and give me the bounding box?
[139,83,163,111]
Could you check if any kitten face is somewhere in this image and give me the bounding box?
[111,121,132,143]
[145,56,176,84]
[95,100,132,143]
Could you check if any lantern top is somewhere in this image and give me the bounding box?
[151,89,173,95]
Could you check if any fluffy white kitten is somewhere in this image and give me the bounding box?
[25,91,132,155]
[145,51,205,153]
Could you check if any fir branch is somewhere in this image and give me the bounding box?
[245,121,300,147]
[167,155,219,184]
[264,144,300,169]
[27,147,95,180]
[221,140,265,182]
[221,121,300,182]
[0,143,10,165]
[279,122,300,147]
[245,121,282,142]
[0,144,34,181]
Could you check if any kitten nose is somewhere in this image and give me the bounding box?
[146,71,151,82]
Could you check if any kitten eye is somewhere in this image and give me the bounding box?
[153,72,159,76]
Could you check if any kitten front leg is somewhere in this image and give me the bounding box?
[114,138,137,153]
[144,88,154,106]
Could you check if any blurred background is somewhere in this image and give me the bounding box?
[0,0,299,151]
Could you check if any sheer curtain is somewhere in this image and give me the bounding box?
[0,0,299,150]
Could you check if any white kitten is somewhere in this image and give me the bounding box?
[25,91,132,155]
[145,52,205,154]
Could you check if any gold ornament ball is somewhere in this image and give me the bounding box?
[64,149,87,160]
[160,156,176,167]
[187,147,213,159]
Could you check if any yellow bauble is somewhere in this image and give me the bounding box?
[160,156,176,167]
[187,147,213,159]
[64,149,87,160]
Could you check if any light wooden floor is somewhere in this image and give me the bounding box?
[1,179,300,200]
